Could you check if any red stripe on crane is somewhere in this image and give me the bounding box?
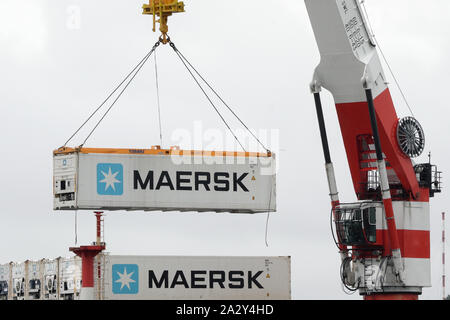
[375,229,430,259]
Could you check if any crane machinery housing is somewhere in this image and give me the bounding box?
[305,0,442,300]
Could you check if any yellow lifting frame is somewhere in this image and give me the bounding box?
[142,0,185,44]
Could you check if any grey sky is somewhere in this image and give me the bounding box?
[0,0,449,300]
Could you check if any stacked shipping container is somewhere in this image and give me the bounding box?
[0,255,290,300]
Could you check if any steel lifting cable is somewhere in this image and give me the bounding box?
[154,50,164,147]
[169,40,272,154]
[175,43,272,153]
[63,37,271,153]
[168,41,246,152]
[174,48,271,153]
[180,51,271,153]
[360,0,415,118]
[62,41,161,148]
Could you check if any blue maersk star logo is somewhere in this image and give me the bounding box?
[112,264,139,294]
[97,163,123,195]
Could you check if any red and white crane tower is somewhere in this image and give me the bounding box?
[305,0,442,300]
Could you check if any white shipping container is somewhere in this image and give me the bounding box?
[12,263,25,300]
[101,255,291,300]
[53,147,276,213]
[1,255,290,300]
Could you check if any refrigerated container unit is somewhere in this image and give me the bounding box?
[27,260,42,300]
[59,257,82,300]
[12,263,25,300]
[43,259,59,300]
[0,263,10,300]
[53,147,276,214]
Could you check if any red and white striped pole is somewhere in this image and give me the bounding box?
[443,212,446,300]
[95,211,103,246]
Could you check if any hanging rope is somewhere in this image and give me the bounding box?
[265,176,274,247]
[265,213,271,247]
[62,40,161,148]
[74,210,78,245]
[154,50,164,147]
[169,41,271,154]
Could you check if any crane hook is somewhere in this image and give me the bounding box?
[142,0,185,45]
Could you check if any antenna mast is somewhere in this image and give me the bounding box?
[443,212,446,300]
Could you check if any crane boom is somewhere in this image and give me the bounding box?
[305,0,442,300]
[306,0,420,198]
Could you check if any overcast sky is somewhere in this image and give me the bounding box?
[0,0,449,300]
